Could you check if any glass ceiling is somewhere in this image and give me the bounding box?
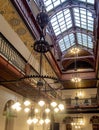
[59,33,75,52]
[77,33,93,49]
[51,9,72,36]
[43,0,94,12]
[42,0,94,52]
[43,0,66,12]
[74,8,93,31]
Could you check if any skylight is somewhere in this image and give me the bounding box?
[41,0,94,52]
[73,8,94,31]
[43,0,94,12]
[43,0,66,12]
[78,0,94,4]
[77,33,93,49]
[58,33,75,52]
[51,9,72,36]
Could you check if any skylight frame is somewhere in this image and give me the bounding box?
[43,0,94,12]
[73,7,94,32]
[77,33,93,49]
[58,33,75,52]
[50,9,72,36]
[43,0,66,12]
[41,0,94,52]
[78,0,94,4]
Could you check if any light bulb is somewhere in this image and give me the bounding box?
[35,108,39,113]
[39,119,44,125]
[27,118,32,125]
[12,102,21,109]
[32,118,38,124]
[11,102,21,111]
[80,119,85,125]
[38,100,45,107]
[58,104,64,111]
[45,108,50,113]
[24,108,30,113]
[45,118,50,124]
[71,122,74,125]
[16,106,22,111]
[51,101,57,107]
[54,107,59,113]
[73,123,76,125]
[24,100,31,106]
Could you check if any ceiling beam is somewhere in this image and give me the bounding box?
[62,44,94,57]
[62,55,95,61]
[61,71,96,80]
[48,0,95,17]
[57,27,93,41]
[62,86,97,90]
[65,109,99,114]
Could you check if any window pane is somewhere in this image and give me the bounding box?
[58,33,75,52]
[46,4,53,11]
[74,8,94,31]
[51,9,72,36]
[77,33,93,49]
[42,0,94,52]
[78,0,94,4]
[44,0,67,12]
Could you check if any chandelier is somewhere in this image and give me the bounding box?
[71,116,85,129]
[71,73,81,83]
[9,9,65,126]
[70,47,80,54]
[71,47,81,83]
[11,98,65,125]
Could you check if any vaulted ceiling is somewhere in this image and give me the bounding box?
[0,0,99,102]
[30,0,99,90]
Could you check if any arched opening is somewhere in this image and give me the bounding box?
[63,116,73,130]
[90,116,99,130]
[3,100,16,130]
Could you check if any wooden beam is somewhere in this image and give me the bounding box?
[61,71,96,80]
[62,55,95,61]
[0,55,24,79]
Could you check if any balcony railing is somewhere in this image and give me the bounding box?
[65,97,97,108]
[0,33,26,72]
[0,33,58,98]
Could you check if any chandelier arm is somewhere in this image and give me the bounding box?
[74,53,77,71]
[22,75,59,81]
[40,53,43,79]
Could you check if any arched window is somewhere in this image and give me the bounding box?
[3,100,16,130]
[90,116,99,130]
[63,116,73,130]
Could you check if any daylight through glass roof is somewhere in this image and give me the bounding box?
[43,0,66,12]
[59,33,75,52]
[42,0,94,52]
[51,9,72,36]
[79,0,94,4]
[43,0,94,12]
[77,33,93,49]
[74,8,94,31]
